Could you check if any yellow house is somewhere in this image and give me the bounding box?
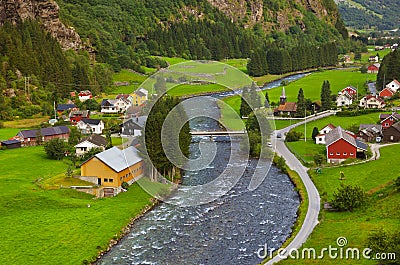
[131,88,148,106]
[80,146,144,196]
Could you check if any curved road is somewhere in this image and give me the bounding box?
[266,111,335,264]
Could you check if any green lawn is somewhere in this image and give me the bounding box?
[223,58,248,73]
[286,140,325,163]
[274,119,300,130]
[360,46,391,63]
[281,144,400,265]
[167,83,229,97]
[292,112,382,139]
[0,128,20,140]
[0,146,163,264]
[110,69,147,95]
[221,69,377,112]
[111,137,128,146]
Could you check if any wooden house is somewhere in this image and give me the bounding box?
[80,146,144,196]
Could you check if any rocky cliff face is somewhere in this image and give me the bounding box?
[207,0,335,31]
[0,0,83,50]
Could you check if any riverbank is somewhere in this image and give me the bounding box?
[259,156,309,264]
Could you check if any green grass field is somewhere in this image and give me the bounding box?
[3,116,50,129]
[281,144,400,264]
[286,140,325,163]
[111,137,128,146]
[0,128,20,140]
[0,146,164,264]
[167,83,229,97]
[291,112,382,139]
[110,69,147,95]
[221,69,377,113]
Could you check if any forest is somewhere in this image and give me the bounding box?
[0,20,112,121]
[377,50,400,91]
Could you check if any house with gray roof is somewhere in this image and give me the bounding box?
[16,126,70,147]
[80,146,144,196]
[74,134,107,156]
[120,116,147,136]
[358,124,382,142]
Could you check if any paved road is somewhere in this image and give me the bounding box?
[266,111,335,264]
[368,82,377,96]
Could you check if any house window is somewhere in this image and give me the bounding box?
[104,178,108,182]
[330,152,333,156]
[385,123,389,127]
[390,135,394,141]
[120,177,122,181]
[109,179,113,183]
[350,153,354,155]
[336,152,340,155]
[343,152,347,155]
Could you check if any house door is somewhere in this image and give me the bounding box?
[97,178,101,185]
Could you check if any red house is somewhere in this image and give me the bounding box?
[69,110,90,124]
[379,87,395,98]
[380,112,400,130]
[326,126,367,163]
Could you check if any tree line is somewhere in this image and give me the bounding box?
[377,50,400,91]
[247,42,338,76]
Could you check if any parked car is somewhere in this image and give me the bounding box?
[276,133,282,138]
[267,142,273,148]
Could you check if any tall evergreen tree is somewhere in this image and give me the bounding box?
[321,80,332,111]
[240,86,252,117]
[264,91,270,108]
[296,88,306,117]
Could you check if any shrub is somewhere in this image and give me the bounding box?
[121,181,129,190]
[285,130,303,142]
[331,183,367,211]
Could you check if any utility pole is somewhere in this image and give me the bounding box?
[304,108,307,142]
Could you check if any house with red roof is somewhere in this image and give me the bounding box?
[78,90,92,102]
[341,86,357,98]
[359,95,385,109]
[379,87,396,98]
[367,63,380,74]
[326,126,368,163]
[69,110,90,125]
[380,113,400,130]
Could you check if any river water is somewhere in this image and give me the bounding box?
[97,74,305,265]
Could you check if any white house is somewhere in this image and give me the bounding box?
[386,80,400,93]
[76,118,105,134]
[101,98,131,113]
[74,134,107,156]
[78,90,92,102]
[336,92,353,107]
[101,99,118,113]
[359,95,385,109]
[316,124,336,144]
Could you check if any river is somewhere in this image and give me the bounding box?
[97,74,306,265]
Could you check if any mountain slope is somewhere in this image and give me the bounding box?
[335,0,400,30]
[56,0,348,70]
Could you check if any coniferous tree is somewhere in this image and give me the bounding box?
[321,80,332,111]
[296,88,306,117]
[264,91,270,108]
[240,86,252,117]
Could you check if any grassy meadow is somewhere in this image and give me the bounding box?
[280,144,400,265]
[167,83,229,97]
[0,146,165,264]
[291,112,382,139]
[286,140,325,164]
[0,128,20,140]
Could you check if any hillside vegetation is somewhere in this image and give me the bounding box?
[337,0,400,30]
